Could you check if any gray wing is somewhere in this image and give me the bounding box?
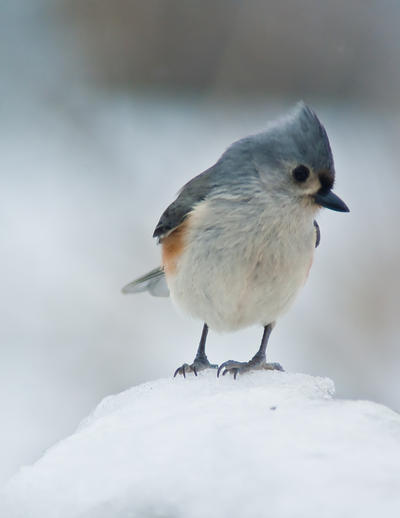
[153,134,258,240]
[153,166,217,240]
[122,267,169,297]
[123,166,218,298]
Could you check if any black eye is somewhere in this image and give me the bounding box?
[292,165,310,183]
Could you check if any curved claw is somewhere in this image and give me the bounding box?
[217,363,232,377]
[218,361,244,379]
[173,362,200,378]
[220,367,239,379]
[174,359,218,379]
[217,359,283,379]
[173,363,190,378]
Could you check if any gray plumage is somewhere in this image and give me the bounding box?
[153,102,334,242]
[122,267,169,297]
[124,102,348,335]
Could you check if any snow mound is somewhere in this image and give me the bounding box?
[2,371,400,518]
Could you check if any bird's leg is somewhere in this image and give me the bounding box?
[217,323,284,379]
[174,323,218,378]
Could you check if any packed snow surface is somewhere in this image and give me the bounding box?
[2,371,400,518]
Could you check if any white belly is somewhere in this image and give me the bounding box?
[166,198,316,332]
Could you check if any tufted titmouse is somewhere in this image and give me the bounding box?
[123,103,349,378]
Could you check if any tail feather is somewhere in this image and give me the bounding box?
[122,267,169,297]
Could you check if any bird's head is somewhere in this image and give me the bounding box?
[251,102,349,213]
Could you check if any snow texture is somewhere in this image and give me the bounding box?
[1,371,400,518]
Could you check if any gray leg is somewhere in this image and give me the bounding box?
[174,323,218,378]
[217,324,284,379]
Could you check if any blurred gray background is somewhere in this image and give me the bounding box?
[1,0,400,485]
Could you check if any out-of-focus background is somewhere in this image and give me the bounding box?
[1,0,399,485]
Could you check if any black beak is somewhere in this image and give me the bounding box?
[314,190,349,212]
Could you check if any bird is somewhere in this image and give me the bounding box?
[122,103,349,379]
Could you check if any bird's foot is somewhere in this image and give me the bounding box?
[217,359,284,380]
[174,356,218,378]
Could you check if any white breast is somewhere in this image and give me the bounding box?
[166,195,316,332]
